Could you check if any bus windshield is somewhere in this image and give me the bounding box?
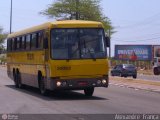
[51,28,107,60]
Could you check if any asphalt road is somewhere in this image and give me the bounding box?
[0,67,160,119]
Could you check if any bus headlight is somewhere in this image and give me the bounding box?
[56,81,61,87]
[102,79,107,84]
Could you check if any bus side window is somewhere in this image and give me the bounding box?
[19,37,22,50]
[31,33,37,49]
[17,37,22,50]
[26,34,31,50]
[15,38,17,50]
[12,38,17,51]
[21,36,26,50]
[11,38,14,51]
[37,31,43,49]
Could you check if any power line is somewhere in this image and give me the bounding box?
[113,32,160,40]
[113,12,160,29]
[112,36,160,42]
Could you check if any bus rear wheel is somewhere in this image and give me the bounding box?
[13,72,18,88]
[84,87,94,96]
[17,71,24,89]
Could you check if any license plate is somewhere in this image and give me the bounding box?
[78,81,88,86]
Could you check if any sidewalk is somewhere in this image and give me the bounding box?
[110,76,160,93]
[0,65,6,70]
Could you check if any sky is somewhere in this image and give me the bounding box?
[1,0,160,56]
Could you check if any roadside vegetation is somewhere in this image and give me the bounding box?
[0,26,7,64]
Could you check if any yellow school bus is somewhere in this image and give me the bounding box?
[7,20,110,96]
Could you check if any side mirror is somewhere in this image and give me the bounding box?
[44,37,48,49]
[105,36,110,47]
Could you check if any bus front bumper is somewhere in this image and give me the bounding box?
[48,75,109,90]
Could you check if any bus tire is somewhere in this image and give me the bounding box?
[39,74,49,96]
[84,87,94,96]
[13,71,18,88]
[17,71,25,89]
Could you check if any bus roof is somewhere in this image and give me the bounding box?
[8,20,103,38]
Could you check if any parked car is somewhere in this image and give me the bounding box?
[111,64,137,79]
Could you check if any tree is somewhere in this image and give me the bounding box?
[40,0,113,32]
[0,27,7,53]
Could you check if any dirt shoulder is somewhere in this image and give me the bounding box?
[110,76,160,93]
[138,69,153,75]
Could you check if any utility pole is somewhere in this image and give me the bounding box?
[10,0,13,34]
[108,28,111,58]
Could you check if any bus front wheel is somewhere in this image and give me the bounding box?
[39,75,49,96]
[84,87,94,97]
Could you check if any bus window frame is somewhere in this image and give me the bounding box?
[31,32,37,50]
[21,35,26,50]
[7,30,45,52]
[37,30,44,49]
[16,37,22,50]
[13,37,17,51]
